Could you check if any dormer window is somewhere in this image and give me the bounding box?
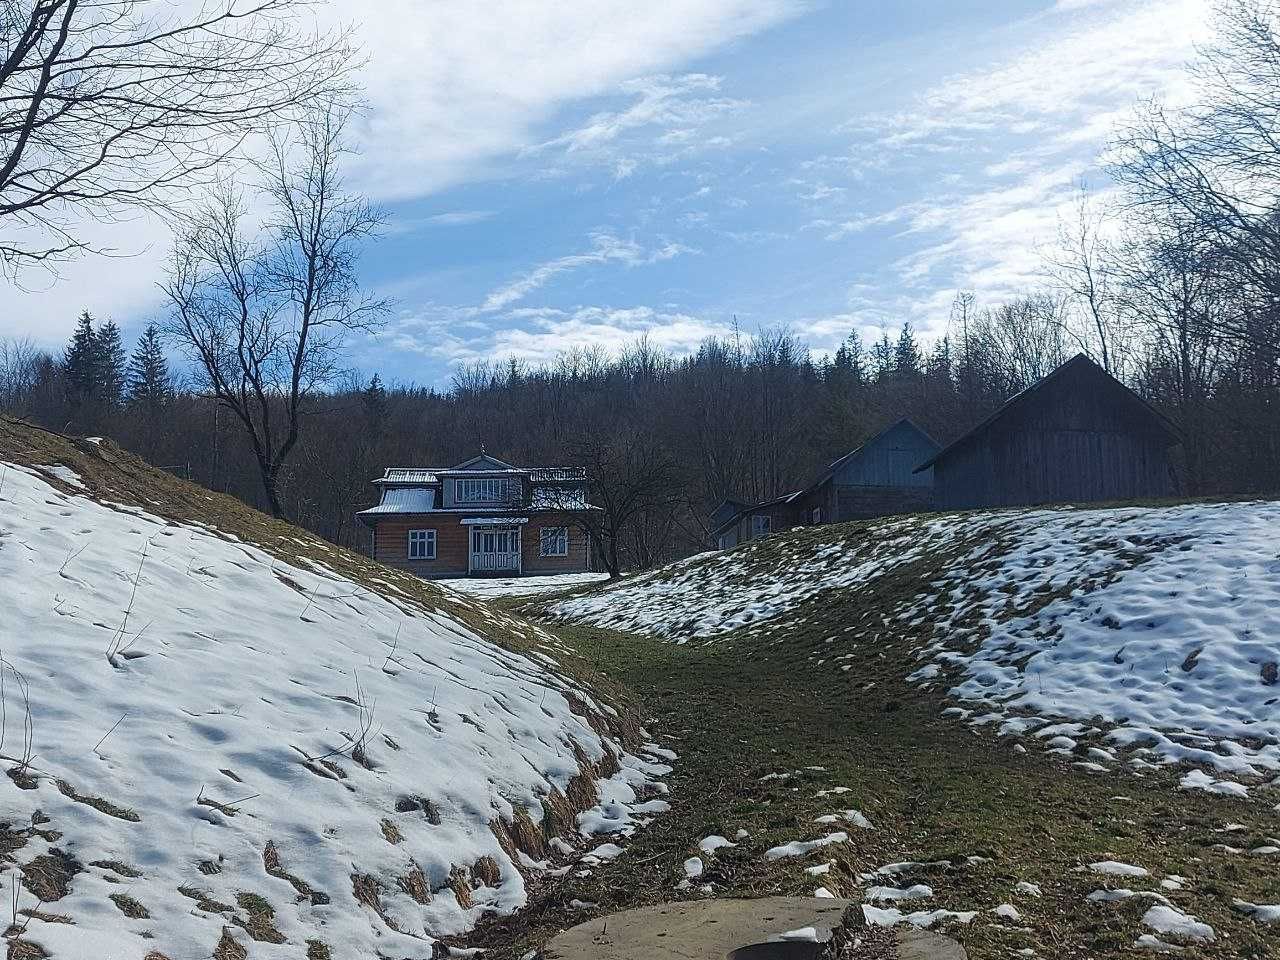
[456,478,513,504]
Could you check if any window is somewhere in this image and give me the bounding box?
[408,529,436,560]
[455,477,513,504]
[751,514,771,538]
[539,526,569,557]
[811,507,822,524]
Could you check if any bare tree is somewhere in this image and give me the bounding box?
[163,107,386,519]
[1045,187,1130,374]
[0,0,354,273]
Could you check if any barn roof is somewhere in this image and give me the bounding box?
[914,353,1179,473]
[811,417,939,490]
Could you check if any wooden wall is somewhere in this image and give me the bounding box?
[933,364,1178,510]
[370,512,591,577]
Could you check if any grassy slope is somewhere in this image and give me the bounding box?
[469,513,1278,959]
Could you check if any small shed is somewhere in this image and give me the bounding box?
[798,418,939,523]
[917,354,1180,510]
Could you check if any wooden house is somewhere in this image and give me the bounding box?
[916,354,1180,510]
[357,454,596,577]
[709,418,940,549]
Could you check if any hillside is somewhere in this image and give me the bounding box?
[0,418,671,959]
[548,501,1280,800]
[474,503,1280,958]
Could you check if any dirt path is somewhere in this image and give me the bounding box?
[465,609,1278,959]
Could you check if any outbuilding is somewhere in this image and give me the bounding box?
[916,354,1180,510]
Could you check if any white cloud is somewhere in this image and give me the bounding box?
[344,1,803,199]
[827,0,1206,334]
[479,231,694,313]
[0,1,802,345]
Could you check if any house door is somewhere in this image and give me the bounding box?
[469,526,522,573]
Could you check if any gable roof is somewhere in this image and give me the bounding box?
[449,453,515,471]
[811,417,939,490]
[914,353,1179,473]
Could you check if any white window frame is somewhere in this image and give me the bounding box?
[456,477,510,504]
[751,514,771,538]
[539,525,569,557]
[408,529,437,560]
[811,507,822,524]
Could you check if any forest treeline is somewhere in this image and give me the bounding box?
[2,0,1279,570]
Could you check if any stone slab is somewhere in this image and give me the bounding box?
[542,898,968,960]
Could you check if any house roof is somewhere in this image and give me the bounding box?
[356,487,437,515]
[914,353,1180,473]
[373,462,587,484]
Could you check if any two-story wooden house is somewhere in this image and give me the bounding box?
[357,454,596,577]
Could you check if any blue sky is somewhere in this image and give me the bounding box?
[0,0,1207,386]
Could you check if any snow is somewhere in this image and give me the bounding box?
[865,884,933,902]
[993,904,1021,920]
[549,499,1280,800]
[547,516,969,641]
[698,834,736,854]
[908,502,1280,792]
[682,856,704,878]
[1015,881,1043,897]
[0,463,668,957]
[764,832,848,860]
[440,573,608,599]
[861,905,978,928]
[1089,861,1150,877]
[1233,899,1280,923]
[1141,905,1215,942]
[779,926,820,941]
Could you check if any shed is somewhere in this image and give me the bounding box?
[917,354,1180,510]
[798,418,939,523]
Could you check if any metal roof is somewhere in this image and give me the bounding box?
[357,487,436,515]
[375,468,439,485]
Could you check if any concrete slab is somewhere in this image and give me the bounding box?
[543,898,854,960]
[542,898,968,960]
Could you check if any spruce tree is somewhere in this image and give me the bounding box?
[894,322,922,380]
[63,311,98,403]
[361,373,388,437]
[127,324,172,412]
[94,321,128,409]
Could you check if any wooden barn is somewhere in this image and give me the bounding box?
[917,354,1180,510]
[800,417,938,524]
[708,418,939,549]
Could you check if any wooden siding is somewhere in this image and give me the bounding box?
[371,513,590,577]
[834,485,934,521]
[932,359,1178,510]
[832,420,937,488]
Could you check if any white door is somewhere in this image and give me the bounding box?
[469,527,522,573]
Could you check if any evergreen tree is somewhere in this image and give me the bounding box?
[94,320,128,409]
[127,324,172,412]
[63,311,98,403]
[361,373,389,437]
[893,322,923,380]
[870,331,895,382]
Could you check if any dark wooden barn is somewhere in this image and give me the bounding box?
[916,354,1180,510]
[800,417,939,523]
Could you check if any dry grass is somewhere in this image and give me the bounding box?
[20,850,81,902]
[234,892,285,943]
[108,893,149,919]
[397,863,431,904]
[212,928,246,960]
[55,781,139,822]
[89,859,140,879]
[379,819,404,844]
[262,841,328,905]
[472,856,502,887]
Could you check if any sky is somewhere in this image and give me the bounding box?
[0,0,1210,387]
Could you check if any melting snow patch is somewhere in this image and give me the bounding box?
[865,884,933,903]
[764,832,848,861]
[1015,881,1043,897]
[683,857,704,879]
[779,927,820,941]
[861,906,978,929]
[698,835,736,855]
[1180,769,1249,798]
[1089,860,1149,877]
[1142,905,1215,942]
[1233,899,1280,923]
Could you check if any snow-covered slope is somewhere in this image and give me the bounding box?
[0,455,669,959]
[546,516,977,641]
[549,501,1280,798]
